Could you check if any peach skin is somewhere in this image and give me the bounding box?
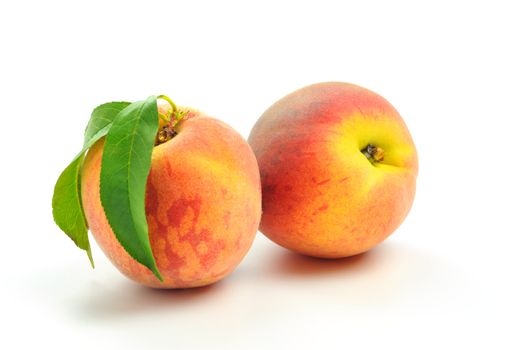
[248,82,418,258]
[82,104,261,288]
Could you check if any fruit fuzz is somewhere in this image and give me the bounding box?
[52,95,261,288]
[249,82,418,258]
[81,100,262,288]
[53,85,419,287]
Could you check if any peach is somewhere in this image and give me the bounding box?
[248,82,418,258]
[81,104,261,288]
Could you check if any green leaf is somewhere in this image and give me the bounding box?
[100,96,163,281]
[84,102,131,145]
[52,155,93,265]
[52,102,131,266]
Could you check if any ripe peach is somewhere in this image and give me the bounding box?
[81,104,261,288]
[248,82,418,258]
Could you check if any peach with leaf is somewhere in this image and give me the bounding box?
[53,96,261,288]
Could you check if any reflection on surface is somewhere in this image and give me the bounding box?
[244,238,460,306]
[266,247,377,277]
[24,237,460,325]
[78,279,227,319]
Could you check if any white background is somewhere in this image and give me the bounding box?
[1,0,526,349]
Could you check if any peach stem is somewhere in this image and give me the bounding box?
[362,144,385,162]
[155,95,188,145]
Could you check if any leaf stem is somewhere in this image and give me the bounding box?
[158,95,178,113]
[158,112,170,123]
